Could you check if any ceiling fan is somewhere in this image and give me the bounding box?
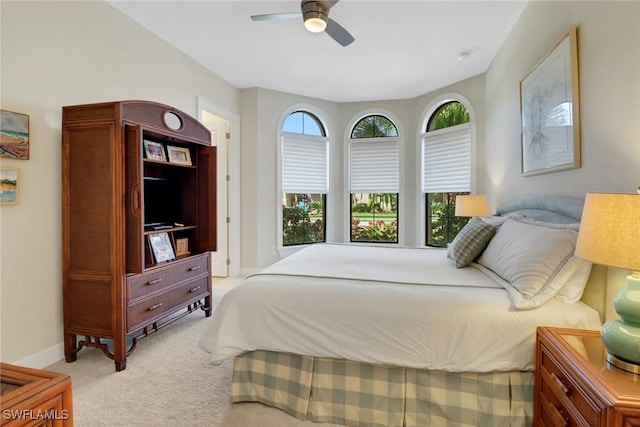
[251,0,355,47]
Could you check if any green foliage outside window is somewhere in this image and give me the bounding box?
[283,194,325,245]
[350,193,398,243]
[429,102,470,131]
[426,192,469,247]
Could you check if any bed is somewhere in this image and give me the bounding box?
[199,195,605,427]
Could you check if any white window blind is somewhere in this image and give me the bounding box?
[422,123,471,193]
[282,133,328,194]
[350,139,399,193]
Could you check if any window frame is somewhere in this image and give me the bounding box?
[345,110,404,245]
[278,106,331,257]
[416,94,477,247]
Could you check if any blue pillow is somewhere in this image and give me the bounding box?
[447,218,496,268]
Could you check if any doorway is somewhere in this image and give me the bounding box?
[198,97,240,277]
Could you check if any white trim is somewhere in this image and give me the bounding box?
[197,97,241,276]
[12,343,65,369]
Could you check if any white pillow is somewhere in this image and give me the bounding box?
[476,218,579,309]
[554,256,593,304]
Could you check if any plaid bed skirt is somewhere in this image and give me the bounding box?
[231,350,534,427]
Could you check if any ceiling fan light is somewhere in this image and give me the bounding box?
[304,16,327,33]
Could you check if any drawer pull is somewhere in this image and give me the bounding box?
[147,278,162,286]
[550,405,568,427]
[147,303,163,311]
[189,286,201,293]
[551,373,569,395]
[541,393,568,427]
[188,265,201,272]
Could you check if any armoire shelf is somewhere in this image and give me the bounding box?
[62,100,217,371]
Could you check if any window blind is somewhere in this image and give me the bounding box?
[282,133,328,194]
[422,123,470,193]
[350,138,399,193]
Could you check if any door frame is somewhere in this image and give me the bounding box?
[197,97,241,277]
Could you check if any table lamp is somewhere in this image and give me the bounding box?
[455,194,489,217]
[575,192,640,374]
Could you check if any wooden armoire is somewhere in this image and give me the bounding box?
[61,101,216,371]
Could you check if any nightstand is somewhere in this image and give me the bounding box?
[535,327,640,426]
[0,363,73,426]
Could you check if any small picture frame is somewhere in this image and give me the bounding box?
[167,145,192,166]
[0,168,19,205]
[148,232,175,263]
[175,237,190,256]
[1,110,29,160]
[143,140,167,161]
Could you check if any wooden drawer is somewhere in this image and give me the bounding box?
[539,345,600,427]
[128,254,209,301]
[127,276,209,332]
[539,369,589,426]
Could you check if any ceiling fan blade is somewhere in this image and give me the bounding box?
[326,18,354,46]
[251,12,301,21]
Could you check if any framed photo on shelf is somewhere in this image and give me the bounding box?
[520,26,580,176]
[148,232,175,263]
[167,145,192,166]
[143,140,167,161]
[175,237,190,256]
[0,168,19,205]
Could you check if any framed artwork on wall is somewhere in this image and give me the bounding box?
[520,26,580,176]
[0,168,19,205]
[0,110,29,160]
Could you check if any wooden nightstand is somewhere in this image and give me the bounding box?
[1,363,73,426]
[535,327,640,426]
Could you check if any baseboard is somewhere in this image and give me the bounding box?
[12,342,65,369]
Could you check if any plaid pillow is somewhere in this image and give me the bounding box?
[447,218,496,268]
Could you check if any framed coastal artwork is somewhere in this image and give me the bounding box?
[0,110,30,160]
[0,168,19,205]
[520,26,580,176]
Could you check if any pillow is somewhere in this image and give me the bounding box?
[478,215,508,228]
[447,218,496,268]
[507,216,592,303]
[554,256,593,304]
[476,218,579,309]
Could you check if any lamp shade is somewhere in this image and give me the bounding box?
[575,193,640,271]
[455,195,489,217]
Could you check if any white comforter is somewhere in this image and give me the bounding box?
[198,244,601,372]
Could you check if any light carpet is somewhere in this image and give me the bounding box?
[46,311,341,427]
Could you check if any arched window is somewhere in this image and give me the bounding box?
[281,111,328,246]
[349,114,399,243]
[422,101,472,246]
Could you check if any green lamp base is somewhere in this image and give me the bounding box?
[601,272,640,375]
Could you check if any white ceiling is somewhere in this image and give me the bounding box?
[107,0,528,103]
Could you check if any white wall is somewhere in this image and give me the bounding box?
[484,0,640,209]
[0,1,239,365]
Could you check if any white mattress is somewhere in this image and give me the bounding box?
[199,244,601,372]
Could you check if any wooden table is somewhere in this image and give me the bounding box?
[535,327,640,426]
[1,363,73,426]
